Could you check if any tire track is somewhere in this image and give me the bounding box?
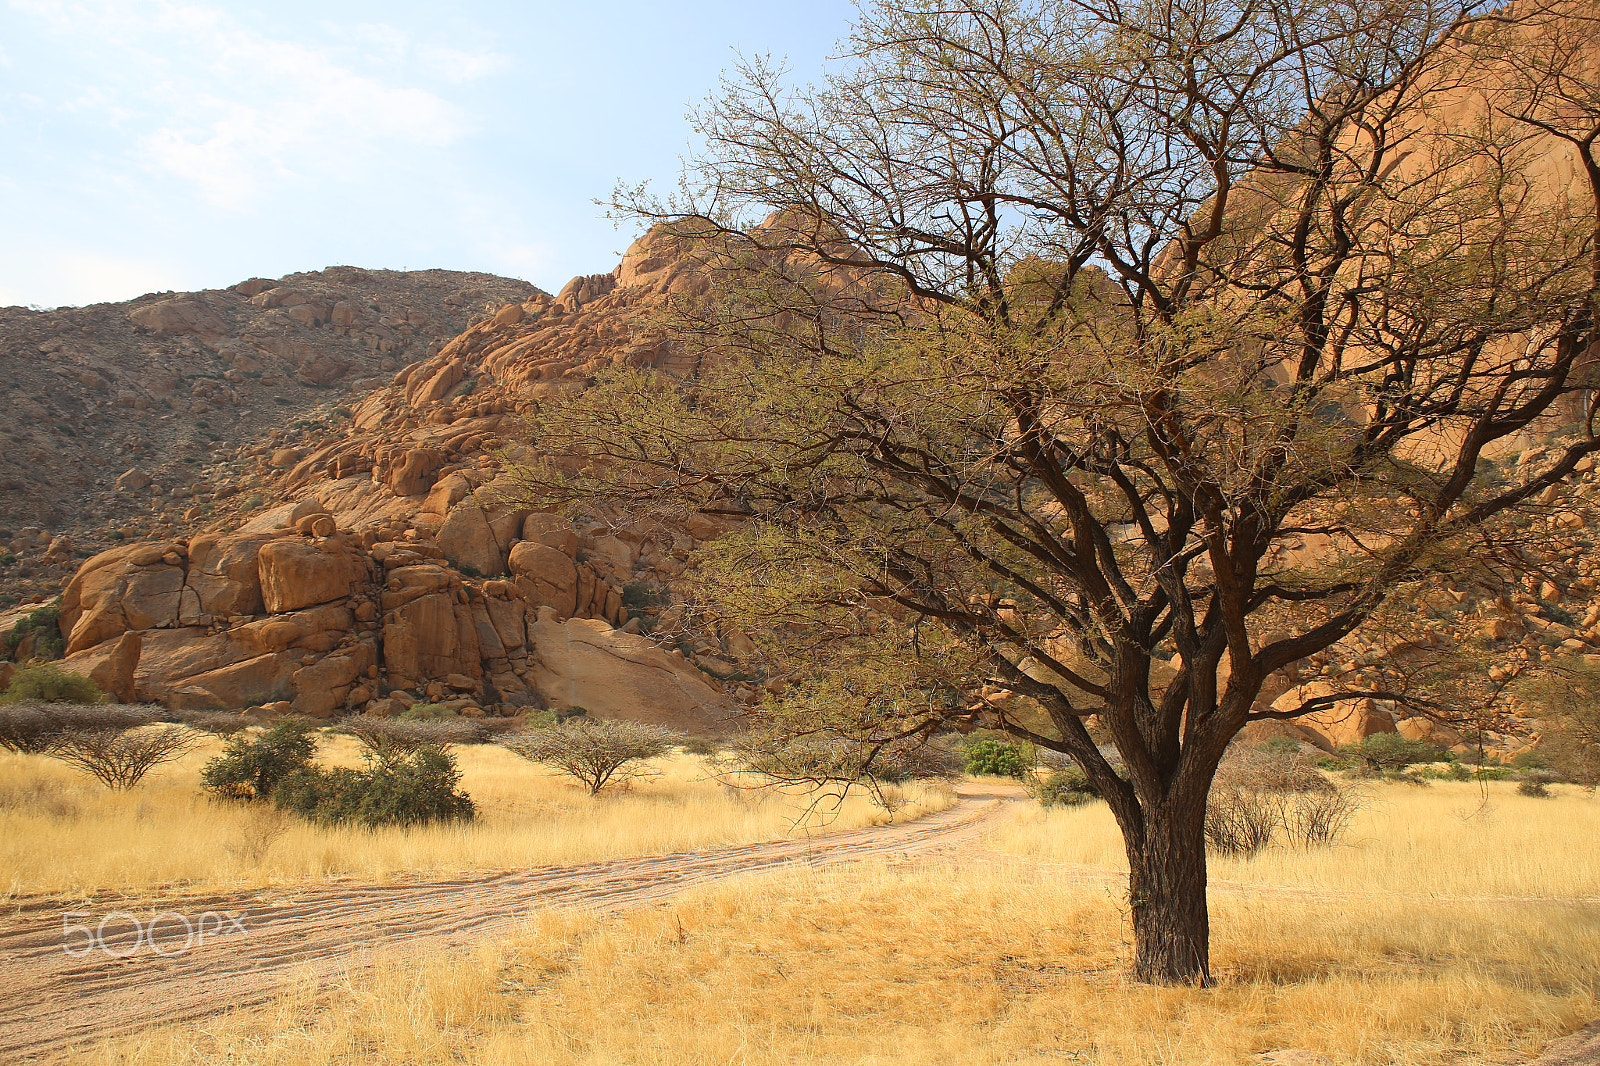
[0,782,1027,1061]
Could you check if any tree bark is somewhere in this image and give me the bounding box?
[1127,797,1213,985]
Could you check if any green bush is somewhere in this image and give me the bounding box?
[1037,765,1099,807]
[200,718,318,800]
[0,662,105,705]
[1256,736,1302,756]
[1339,732,1445,772]
[1472,765,1515,781]
[5,603,65,661]
[1419,761,1472,781]
[273,744,474,827]
[964,737,1030,778]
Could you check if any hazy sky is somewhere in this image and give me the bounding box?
[0,0,854,309]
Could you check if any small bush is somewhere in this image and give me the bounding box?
[5,603,65,660]
[1256,735,1303,756]
[1472,765,1515,781]
[1517,770,1558,797]
[339,716,485,751]
[399,702,457,721]
[162,709,252,735]
[201,718,319,801]
[1036,765,1100,807]
[273,744,474,827]
[681,735,719,756]
[964,738,1031,778]
[1339,732,1445,772]
[1206,748,1359,856]
[48,726,197,789]
[1419,761,1472,781]
[1,662,104,705]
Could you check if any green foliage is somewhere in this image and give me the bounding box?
[681,735,719,756]
[6,603,65,660]
[273,744,475,828]
[1338,732,1445,771]
[1256,736,1303,756]
[963,737,1030,778]
[453,377,479,399]
[399,702,457,721]
[200,718,318,801]
[1512,656,1600,788]
[1473,765,1515,781]
[1037,765,1100,807]
[1419,761,1472,781]
[0,662,104,705]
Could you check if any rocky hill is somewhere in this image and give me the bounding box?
[0,267,541,609]
[0,236,749,733]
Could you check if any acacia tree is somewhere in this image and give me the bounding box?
[515,0,1600,983]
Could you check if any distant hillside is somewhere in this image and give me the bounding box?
[0,267,540,607]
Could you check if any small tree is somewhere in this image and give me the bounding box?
[502,719,682,795]
[201,718,319,801]
[0,703,153,754]
[48,726,197,790]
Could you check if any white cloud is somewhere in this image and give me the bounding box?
[9,0,499,205]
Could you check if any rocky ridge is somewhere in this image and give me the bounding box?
[0,266,541,608]
[0,232,748,731]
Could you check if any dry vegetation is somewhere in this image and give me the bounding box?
[69,779,1600,1066]
[0,730,954,899]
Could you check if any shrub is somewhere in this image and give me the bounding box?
[339,716,486,751]
[1205,748,1359,856]
[200,718,319,801]
[398,702,457,721]
[1339,732,1445,772]
[5,603,65,661]
[0,703,153,753]
[0,662,103,705]
[1256,735,1303,756]
[47,726,197,790]
[503,718,682,795]
[273,744,474,827]
[1036,765,1100,807]
[963,738,1031,778]
[162,709,252,735]
[681,735,719,756]
[1516,770,1558,797]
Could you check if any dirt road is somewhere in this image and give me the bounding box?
[0,781,1027,1061]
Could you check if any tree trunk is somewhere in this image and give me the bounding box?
[1127,799,1212,985]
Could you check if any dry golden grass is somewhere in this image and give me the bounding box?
[993,778,1600,901]
[0,731,953,899]
[76,780,1600,1066]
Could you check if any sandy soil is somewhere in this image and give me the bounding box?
[0,781,1025,1061]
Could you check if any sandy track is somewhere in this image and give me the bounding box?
[0,781,1027,1061]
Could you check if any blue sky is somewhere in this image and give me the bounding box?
[0,0,854,308]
